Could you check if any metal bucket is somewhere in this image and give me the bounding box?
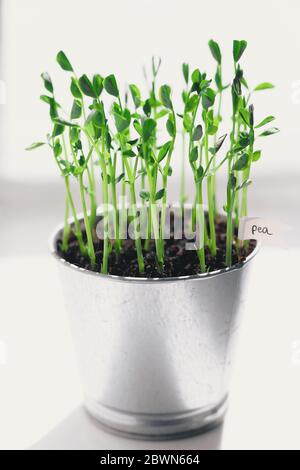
[50,220,258,439]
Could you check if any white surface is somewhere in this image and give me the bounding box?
[0,247,299,450]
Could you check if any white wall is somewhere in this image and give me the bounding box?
[1,0,300,184]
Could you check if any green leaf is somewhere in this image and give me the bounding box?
[56,51,73,72]
[49,101,59,120]
[140,191,150,201]
[79,75,96,98]
[156,109,169,119]
[241,76,249,89]
[182,91,188,104]
[25,142,45,151]
[104,74,119,97]
[207,123,218,135]
[79,154,85,166]
[233,40,247,62]
[54,117,79,127]
[249,104,254,126]
[215,67,222,91]
[209,134,227,155]
[236,179,252,191]
[129,84,141,108]
[196,165,204,182]
[142,118,156,142]
[202,88,216,109]
[255,115,275,129]
[157,141,171,163]
[70,127,80,144]
[252,150,261,162]
[40,95,53,105]
[259,127,280,137]
[115,173,125,183]
[208,39,221,64]
[128,138,139,146]
[185,94,199,113]
[200,79,212,92]
[122,149,136,158]
[189,146,198,163]
[93,74,103,97]
[113,108,131,133]
[239,108,250,127]
[52,123,65,137]
[143,98,151,117]
[70,99,82,119]
[85,109,103,128]
[191,69,201,84]
[232,153,249,171]
[41,72,53,93]
[235,132,250,151]
[54,140,62,157]
[254,82,275,91]
[166,116,175,137]
[159,85,173,110]
[183,113,192,132]
[182,63,189,84]
[70,78,82,99]
[228,173,237,190]
[192,124,203,141]
[133,119,142,136]
[155,188,165,201]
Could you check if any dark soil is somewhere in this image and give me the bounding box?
[56,215,256,278]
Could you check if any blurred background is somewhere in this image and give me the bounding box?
[1,0,299,255]
[0,0,299,450]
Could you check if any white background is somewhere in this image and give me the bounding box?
[0,0,300,450]
[2,0,300,181]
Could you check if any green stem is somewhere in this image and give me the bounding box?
[86,165,97,232]
[212,84,222,215]
[225,207,233,266]
[52,137,85,256]
[225,110,237,266]
[146,161,162,265]
[196,182,206,272]
[234,119,242,228]
[109,155,121,254]
[180,131,186,210]
[99,139,110,274]
[61,135,70,251]
[129,183,145,273]
[61,195,70,252]
[145,204,152,251]
[204,114,217,256]
[150,195,163,265]
[159,173,168,257]
[121,135,144,273]
[159,129,176,258]
[241,128,254,218]
[79,173,96,266]
[64,177,86,256]
[120,160,126,242]
[83,129,110,273]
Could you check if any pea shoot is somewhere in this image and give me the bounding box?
[27,42,278,275]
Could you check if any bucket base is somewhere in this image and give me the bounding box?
[84,396,227,441]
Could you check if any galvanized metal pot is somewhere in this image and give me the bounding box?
[50,221,258,440]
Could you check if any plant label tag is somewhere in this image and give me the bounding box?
[238,217,290,244]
